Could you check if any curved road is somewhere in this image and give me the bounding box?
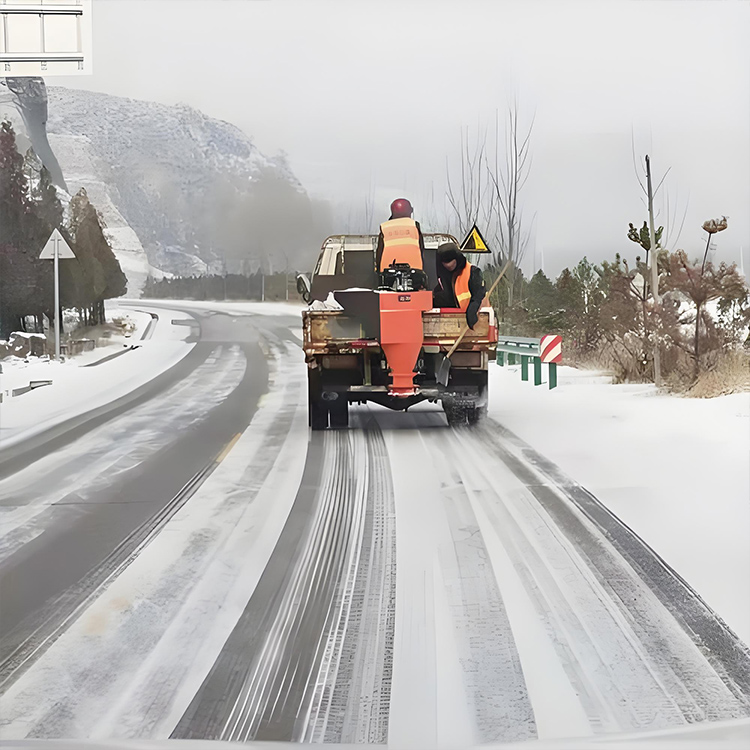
[1,301,749,745]
[0,305,298,685]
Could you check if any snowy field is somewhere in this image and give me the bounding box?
[489,364,750,646]
[0,304,196,449]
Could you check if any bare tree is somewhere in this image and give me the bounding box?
[485,102,535,304]
[445,124,488,238]
[419,180,443,233]
[629,143,679,386]
[661,186,690,252]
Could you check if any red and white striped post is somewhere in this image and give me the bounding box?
[540,334,562,388]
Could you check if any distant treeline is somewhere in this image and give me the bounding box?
[142,272,297,302]
[486,252,749,386]
[0,120,127,340]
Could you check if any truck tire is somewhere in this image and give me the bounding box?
[328,397,349,429]
[310,398,328,430]
[467,403,487,425]
[308,369,328,430]
[444,403,466,427]
[467,377,489,425]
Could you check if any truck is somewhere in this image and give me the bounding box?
[298,234,498,429]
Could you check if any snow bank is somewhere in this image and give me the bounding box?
[0,305,196,449]
[488,364,750,645]
[0,308,151,393]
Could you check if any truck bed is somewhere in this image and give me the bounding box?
[302,308,496,356]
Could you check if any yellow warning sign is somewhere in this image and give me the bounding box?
[460,224,490,253]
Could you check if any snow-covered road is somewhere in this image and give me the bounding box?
[0,302,748,747]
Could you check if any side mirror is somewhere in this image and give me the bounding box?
[296,273,312,303]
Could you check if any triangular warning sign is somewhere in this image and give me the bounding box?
[39,228,76,259]
[460,224,490,253]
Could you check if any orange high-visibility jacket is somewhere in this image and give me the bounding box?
[451,262,490,311]
[378,218,423,271]
[454,263,473,310]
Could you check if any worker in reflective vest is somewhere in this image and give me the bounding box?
[376,198,426,272]
[433,242,487,329]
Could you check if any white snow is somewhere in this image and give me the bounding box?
[488,363,750,646]
[466,486,593,740]
[310,292,344,311]
[0,304,196,450]
[0,307,150,392]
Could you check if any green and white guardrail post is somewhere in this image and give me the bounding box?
[495,334,562,389]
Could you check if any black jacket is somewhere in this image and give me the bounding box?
[433,254,486,325]
[375,218,426,270]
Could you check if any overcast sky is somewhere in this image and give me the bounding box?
[56,0,749,277]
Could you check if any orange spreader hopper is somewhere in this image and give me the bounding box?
[378,290,434,395]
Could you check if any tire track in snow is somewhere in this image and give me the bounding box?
[306,416,396,744]
[443,421,750,734]
[173,417,396,743]
[379,407,535,746]
[426,430,538,743]
[483,418,750,705]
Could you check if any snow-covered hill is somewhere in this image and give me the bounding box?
[44,87,305,288]
[45,132,156,295]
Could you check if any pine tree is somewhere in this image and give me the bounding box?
[0,120,30,248]
[67,189,127,324]
[0,121,48,339]
[526,270,564,334]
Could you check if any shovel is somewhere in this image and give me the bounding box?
[436,260,511,387]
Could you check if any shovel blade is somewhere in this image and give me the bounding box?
[436,355,451,387]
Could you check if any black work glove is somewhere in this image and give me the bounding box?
[466,307,478,329]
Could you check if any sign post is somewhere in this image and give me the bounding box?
[39,228,75,360]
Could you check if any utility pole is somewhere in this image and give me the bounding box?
[645,155,661,387]
[222,255,227,300]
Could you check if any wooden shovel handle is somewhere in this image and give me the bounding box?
[444,260,512,359]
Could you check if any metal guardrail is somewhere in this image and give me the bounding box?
[10,379,53,397]
[495,334,562,389]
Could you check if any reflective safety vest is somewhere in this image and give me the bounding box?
[454,263,472,311]
[379,218,423,271]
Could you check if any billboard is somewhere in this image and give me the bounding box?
[0,0,93,76]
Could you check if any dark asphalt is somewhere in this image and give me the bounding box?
[0,307,301,685]
[171,435,327,741]
[173,419,399,744]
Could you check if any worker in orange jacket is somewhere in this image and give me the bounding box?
[433,242,487,329]
[375,198,428,289]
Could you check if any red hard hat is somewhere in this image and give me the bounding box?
[390,198,413,218]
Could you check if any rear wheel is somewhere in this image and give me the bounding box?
[444,403,466,427]
[467,403,487,425]
[309,398,328,430]
[308,369,328,430]
[328,396,349,428]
